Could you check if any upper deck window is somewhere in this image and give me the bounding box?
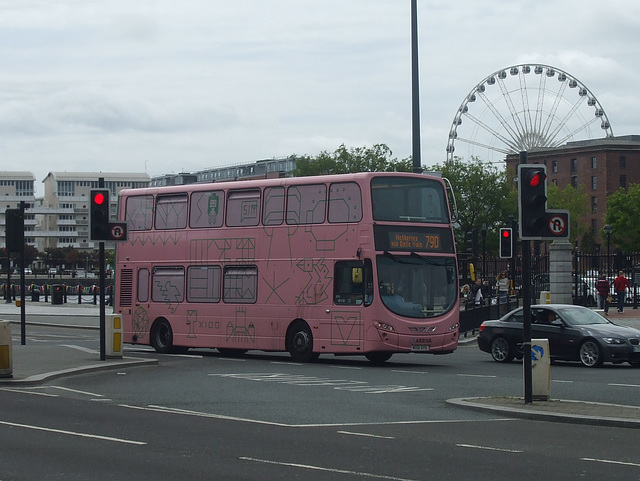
[227,189,260,227]
[155,194,188,229]
[263,186,285,226]
[190,191,224,228]
[371,177,448,223]
[286,184,327,225]
[125,195,154,231]
[328,182,362,223]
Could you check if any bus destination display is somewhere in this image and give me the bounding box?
[374,225,454,253]
[389,232,440,250]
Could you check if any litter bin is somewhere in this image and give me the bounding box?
[32,288,40,302]
[51,285,64,305]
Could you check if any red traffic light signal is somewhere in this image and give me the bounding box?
[90,189,111,240]
[518,164,548,239]
[93,192,106,205]
[499,227,513,258]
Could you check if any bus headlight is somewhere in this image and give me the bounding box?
[376,321,396,333]
[448,322,459,331]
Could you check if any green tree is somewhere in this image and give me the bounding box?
[546,183,588,246]
[430,157,517,255]
[604,184,640,252]
[292,144,411,176]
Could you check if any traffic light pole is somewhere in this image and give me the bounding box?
[519,151,533,404]
[99,240,106,361]
[98,177,106,361]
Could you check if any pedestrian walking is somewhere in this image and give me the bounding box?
[613,270,631,313]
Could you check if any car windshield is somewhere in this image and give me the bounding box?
[559,307,610,326]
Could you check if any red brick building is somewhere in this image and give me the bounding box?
[505,135,640,246]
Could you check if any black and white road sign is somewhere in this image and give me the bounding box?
[544,210,569,238]
[109,222,128,241]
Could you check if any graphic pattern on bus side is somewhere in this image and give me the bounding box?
[226,307,255,343]
[331,312,362,346]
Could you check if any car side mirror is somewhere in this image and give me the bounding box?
[551,319,563,327]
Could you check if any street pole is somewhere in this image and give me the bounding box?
[98,177,106,361]
[411,0,421,173]
[519,151,533,404]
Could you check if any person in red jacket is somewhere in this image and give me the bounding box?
[595,273,610,314]
[613,270,631,313]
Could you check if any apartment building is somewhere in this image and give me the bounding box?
[0,171,150,252]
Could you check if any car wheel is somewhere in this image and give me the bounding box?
[490,337,514,363]
[579,340,602,367]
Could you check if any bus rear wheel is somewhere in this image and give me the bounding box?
[150,318,174,354]
[287,321,316,363]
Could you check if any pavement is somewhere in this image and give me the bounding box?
[0,298,157,386]
[0,298,639,428]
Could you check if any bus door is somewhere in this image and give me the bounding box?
[331,260,373,348]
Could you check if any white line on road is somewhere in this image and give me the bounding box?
[50,386,104,397]
[609,383,640,388]
[239,456,419,481]
[0,420,146,445]
[337,430,395,439]
[582,457,640,467]
[0,387,58,397]
[456,443,523,453]
[456,374,497,378]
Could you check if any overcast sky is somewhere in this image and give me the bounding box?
[2,0,639,194]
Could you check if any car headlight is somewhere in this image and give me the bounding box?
[602,337,625,345]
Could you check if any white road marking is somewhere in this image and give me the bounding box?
[337,430,395,439]
[239,456,419,481]
[120,403,514,428]
[0,420,146,445]
[582,457,640,467]
[0,387,58,397]
[457,443,523,453]
[50,386,104,397]
[609,383,640,388]
[61,344,98,354]
[210,372,430,393]
[457,374,497,378]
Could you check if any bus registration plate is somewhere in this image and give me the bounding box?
[411,344,430,352]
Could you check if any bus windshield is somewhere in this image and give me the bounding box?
[371,176,449,223]
[377,254,457,318]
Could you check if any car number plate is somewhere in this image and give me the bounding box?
[411,345,430,352]
[633,346,640,353]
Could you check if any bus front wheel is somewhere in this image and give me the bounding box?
[287,321,317,363]
[151,318,174,354]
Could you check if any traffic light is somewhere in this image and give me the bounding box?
[5,208,24,252]
[518,164,548,238]
[499,227,513,258]
[90,189,111,240]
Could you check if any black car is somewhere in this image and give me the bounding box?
[477,304,640,367]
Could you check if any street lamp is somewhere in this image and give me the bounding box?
[603,224,612,276]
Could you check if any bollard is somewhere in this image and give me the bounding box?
[105,314,123,358]
[0,320,13,378]
[78,285,82,304]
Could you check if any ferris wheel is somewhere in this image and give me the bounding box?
[445,64,614,163]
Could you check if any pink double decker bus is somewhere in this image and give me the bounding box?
[114,172,459,363]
